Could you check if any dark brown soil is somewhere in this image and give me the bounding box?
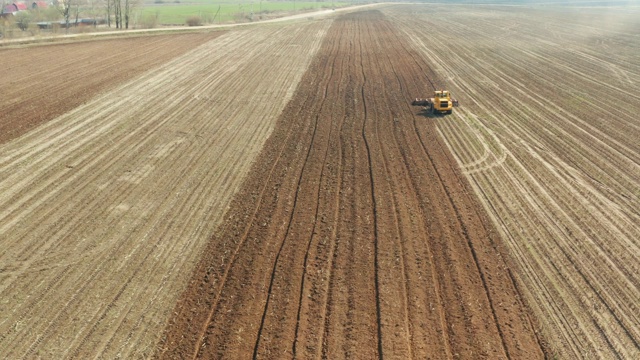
[156,11,547,359]
[0,33,220,144]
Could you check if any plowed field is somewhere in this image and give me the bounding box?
[386,4,640,359]
[1,4,638,360]
[157,11,544,359]
[0,23,330,358]
[0,33,217,144]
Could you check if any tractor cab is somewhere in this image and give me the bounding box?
[434,90,450,99]
[411,90,459,115]
[434,90,453,113]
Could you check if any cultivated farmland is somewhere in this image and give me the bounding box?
[1,4,639,360]
[385,4,640,358]
[0,22,330,358]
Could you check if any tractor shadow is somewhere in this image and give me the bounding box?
[416,108,447,119]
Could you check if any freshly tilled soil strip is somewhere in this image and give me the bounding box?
[158,10,546,359]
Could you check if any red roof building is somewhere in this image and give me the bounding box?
[32,1,48,9]
[2,2,29,15]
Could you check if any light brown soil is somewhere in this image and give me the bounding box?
[0,23,329,359]
[156,11,546,359]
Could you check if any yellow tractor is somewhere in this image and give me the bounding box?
[412,90,459,114]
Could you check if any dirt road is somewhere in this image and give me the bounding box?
[157,11,545,359]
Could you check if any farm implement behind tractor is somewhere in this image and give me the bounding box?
[412,90,459,114]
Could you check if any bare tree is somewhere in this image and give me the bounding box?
[86,0,104,28]
[123,0,140,29]
[124,0,129,29]
[114,0,121,28]
[106,0,111,27]
[0,1,6,38]
[56,0,79,32]
[14,11,31,31]
[0,9,9,38]
[111,0,139,29]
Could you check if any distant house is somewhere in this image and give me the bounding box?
[31,1,48,9]
[2,2,28,16]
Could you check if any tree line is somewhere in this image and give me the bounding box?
[0,0,140,33]
[56,0,139,29]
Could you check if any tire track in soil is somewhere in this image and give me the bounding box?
[290,39,344,359]
[250,33,339,359]
[368,55,415,360]
[359,12,543,359]
[358,18,418,359]
[373,26,454,360]
[158,10,546,359]
[295,26,352,360]
[357,21,385,359]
